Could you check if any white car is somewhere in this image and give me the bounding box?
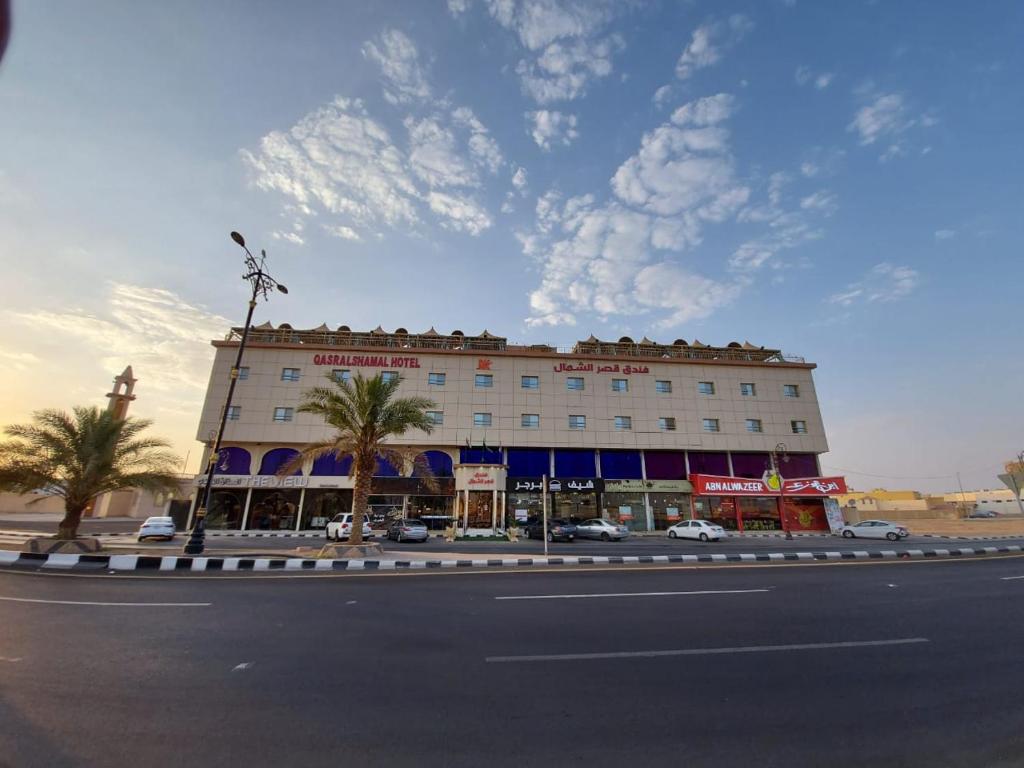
[574,518,630,541]
[667,519,727,542]
[839,520,909,541]
[325,513,373,542]
[137,516,176,541]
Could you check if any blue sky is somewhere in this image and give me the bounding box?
[0,0,1021,491]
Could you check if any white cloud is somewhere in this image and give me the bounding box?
[652,84,675,109]
[799,190,838,216]
[849,93,911,145]
[361,29,432,105]
[516,34,623,103]
[425,191,492,235]
[934,229,956,240]
[452,106,504,173]
[272,231,305,246]
[669,93,735,127]
[0,348,40,372]
[485,0,614,51]
[633,263,742,327]
[795,66,834,89]
[675,15,753,81]
[828,263,920,306]
[527,110,579,150]
[323,224,362,241]
[512,166,528,192]
[405,116,480,188]
[447,0,472,14]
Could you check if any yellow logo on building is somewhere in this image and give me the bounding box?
[762,470,782,492]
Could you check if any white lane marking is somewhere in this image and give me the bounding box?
[0,656,23,663]
[0,596,210,607]
[1000,575,1024,580]
[232,662,253,671]
[486,637,929,663]
[495,588,771,601]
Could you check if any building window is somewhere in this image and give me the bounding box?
[236,366,250,381]
[702,418,720,433]
[658,417,676,431]
[273,407,294,422]
[611,378,628,392]
[746,419,763,433]
[698,381,715,395]
[740,382,756,397]
[791,420,808,434]
[428,372,446,386]
[784,384,800,398]
[475,373,493,388]
[381,371,398,384]
[568,415,586,430]
[521,413,539,428]
[473,412,492,427]
[226,406,241,421]
[281,368,301,382]
[521,375,540,390]
[331,369,350,384]
[655,380,672,394]
[614,416,632,430]
[426,411,444,426]
[567,377,585,391]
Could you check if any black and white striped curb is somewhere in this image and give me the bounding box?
[3,545,1024,574]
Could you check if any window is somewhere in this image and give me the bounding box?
[611,378,628,392]
[521,375,539,389]
[740,382,756,397]
[784,384,800,398]
[521,413,539,428]
[746,419,763,433]
[428,372,446,386]
[475,373,493,388]
[273,407,294,422]
[567,377,585,391]
[226,405,241,421]
[281,368,301,382]
[426,411,444,426]
[791,420,808,434]
[658,417,676,431]
[614,416,632,430]
[702,418,720,432]
[473,412,492,427]
[331,369,350,384]
[381,371,398,384]
[655,380,672,394]
[698,381,715,395]
[236,366,250,381]
[568,415,586,430]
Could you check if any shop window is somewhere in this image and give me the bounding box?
[655,380,672,393]
[791,420,808,434]
[273,407,294,422]
[428,372,446,386]
[567,377,584,391]
[475,374,493,388]
[702,418,720,433]
[698,381,715,395]
[226,405,241,421]
[614,416,632,430]
[746,419,763,433]
[236,366,250,380]
[521,375,539,389]
[381,371,398,384]
[740,382,756,396]
[473,412,492,427]
[784,384,800,398]
[569,415,586,430]
[521,413,539,428]
[658,417,676,431]
[611,379,628,392]
[332,369,351,384]
[426,411,444,426]
[281,367,301,382]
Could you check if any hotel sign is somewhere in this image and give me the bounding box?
[690,474,847,497]
[313,354,421,368]
[553,362,650,375]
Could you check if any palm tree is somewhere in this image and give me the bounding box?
[0,407,181,539]
[285,372,436,545]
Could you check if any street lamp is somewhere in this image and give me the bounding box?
[769,442,792,540]
[183,232,288,555]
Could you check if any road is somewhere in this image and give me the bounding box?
[3,557,1024,767]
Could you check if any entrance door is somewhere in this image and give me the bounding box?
[467,491,492,528]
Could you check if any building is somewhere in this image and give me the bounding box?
[836,488,958,521]
[942,489,1024,516]
[188,325,844,534]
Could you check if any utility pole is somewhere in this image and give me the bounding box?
[957,472,969,517]
[542,474,549,557]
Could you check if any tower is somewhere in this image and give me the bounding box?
[105,366,137,420]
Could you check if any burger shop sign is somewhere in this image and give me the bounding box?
[313,354,421,368]
[691,474,848,497]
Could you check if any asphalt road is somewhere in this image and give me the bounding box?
[3,557,1024,767]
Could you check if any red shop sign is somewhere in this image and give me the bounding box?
[690,474,846,497]
[781,476,847,496]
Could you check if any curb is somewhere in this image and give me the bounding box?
[2,545,1024,575]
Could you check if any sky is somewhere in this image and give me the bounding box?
[0,0,1021,492]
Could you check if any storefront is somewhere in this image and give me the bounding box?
[602,479,693,531]
[689,474,848,533]
[551,478,603,523]
[454,464,507,533]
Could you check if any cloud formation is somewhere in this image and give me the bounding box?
[675,15,753,81]
[828,263,920,306]
[362,29,432,105]
[527,109,579,150]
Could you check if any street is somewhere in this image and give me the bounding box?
[2,557,1024,767]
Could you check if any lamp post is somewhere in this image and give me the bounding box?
[769,442,792,540]
[183,232,288,555]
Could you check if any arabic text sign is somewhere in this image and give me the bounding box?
[691,474,846,497]
[782,476,848,496]
[553,362,651,375]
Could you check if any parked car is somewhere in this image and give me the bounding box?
[137,515,176,541]
[574,518,629,541]
[325,513,373,542]
[525,517,576,542]
[667,519,726,542]
[968,510,998,519]
[838,520,909,540]
[387,518,430,543]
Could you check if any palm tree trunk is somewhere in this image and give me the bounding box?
[58,502,87,539]
[349,456,374,546]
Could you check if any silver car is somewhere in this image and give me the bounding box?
[574,518,630,541]
[839,520,909,541]
[137,515,176,541]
